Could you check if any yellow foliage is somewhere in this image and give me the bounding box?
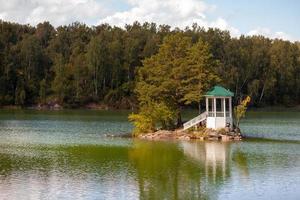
[234,96,251,128]
[243,96,251,106]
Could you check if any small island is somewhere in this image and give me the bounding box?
[136,86,246,141]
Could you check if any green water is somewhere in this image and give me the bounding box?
[0,110,299,200]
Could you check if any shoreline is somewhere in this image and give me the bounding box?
[137,128,242,142]
[0,103,134,111]
[1,104,299,112]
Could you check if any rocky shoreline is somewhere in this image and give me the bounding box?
[138,128,242,141]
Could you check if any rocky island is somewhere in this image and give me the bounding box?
[138,127,242,141]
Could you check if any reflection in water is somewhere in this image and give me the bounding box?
[232,148,249,177]
[0,140,300,199]
[180,141,235,200]
[181,142,231,183]
[129,141,240,200]
[0,145,139,199]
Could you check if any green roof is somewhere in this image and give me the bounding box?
[205,86,234,97]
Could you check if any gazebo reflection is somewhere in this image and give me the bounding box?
[181,141,231,183]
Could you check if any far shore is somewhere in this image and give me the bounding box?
[0,102,135,111]
[1,104,299,112]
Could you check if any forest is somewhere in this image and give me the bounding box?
[0,20,299,109]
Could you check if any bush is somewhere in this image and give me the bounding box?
[128,113,155,137]
[128,101,176,136]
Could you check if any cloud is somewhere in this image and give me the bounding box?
[0,0,108,26]
[247,27,294,41]
[100,0,208,27]
[0,0,296,41]
[209,18,240,36]
[99,0,240,36]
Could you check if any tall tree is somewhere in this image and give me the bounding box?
[135,33,219,127]
[86,34,109,98]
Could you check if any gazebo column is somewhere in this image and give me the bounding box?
[223,98,226,118]
[223,98,227,127]
[229,97,232,118]
[213,97,216,117]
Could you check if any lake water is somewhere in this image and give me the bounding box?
[0,109,299,200]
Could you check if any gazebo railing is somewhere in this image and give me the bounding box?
[208,111,230,117]
[208,112,215,117]
[183,111,207,130]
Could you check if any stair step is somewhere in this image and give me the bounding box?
[183,112,207,130]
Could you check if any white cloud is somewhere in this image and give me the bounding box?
[0,0,108,26]
[209,18,240,36]
[247,27,294,41]
[0,0,296,41]
[99,0,240,36]
[100,0,207,27]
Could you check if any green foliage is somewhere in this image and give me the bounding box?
[128,113,154,137]
[39,79,46,104]
[135,33,219,127]
[51,55,67,102]
[0,20,299,109]
[181,40,220,104]
[129,101,176,136]
[15,84,26,106]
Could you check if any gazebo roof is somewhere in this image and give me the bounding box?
[205,86,234,97]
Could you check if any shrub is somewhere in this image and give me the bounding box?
[128,101,176,136]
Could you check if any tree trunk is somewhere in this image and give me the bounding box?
[103,77,106,92]
[177,109,182,128]
[94,66,98,96]
[259,81,266,104]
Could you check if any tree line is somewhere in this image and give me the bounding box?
[0,20,299,108]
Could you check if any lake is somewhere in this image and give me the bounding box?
[0,109,299,200]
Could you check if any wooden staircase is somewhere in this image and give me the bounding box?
[183,111,207,130]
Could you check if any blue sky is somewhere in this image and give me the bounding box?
[205,0,300,40]
[0,0,298,41]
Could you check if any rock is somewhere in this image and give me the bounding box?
[185,136,191,140]
[53,103,62,110]
[197,136,205,141]
[221,134,233,141]
[208,137,219,141]
[189,135,197,139]
[137,128,242,141]
[234,135,242,141]
[178,135,190,140]
[229,131,236,136]
[224,127,230,133]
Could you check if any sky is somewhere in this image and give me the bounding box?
[0,0,299,41]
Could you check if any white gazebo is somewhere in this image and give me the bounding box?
[204,86,234,129]
[183,86,234,130]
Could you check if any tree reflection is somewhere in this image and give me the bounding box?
[232,147,249,177]
[129,140,251,200]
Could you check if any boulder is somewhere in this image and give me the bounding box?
[221,134,233,141]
